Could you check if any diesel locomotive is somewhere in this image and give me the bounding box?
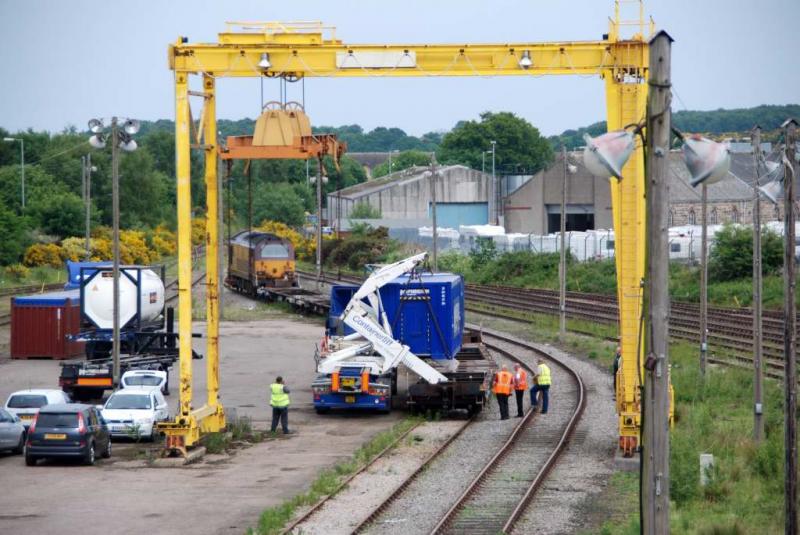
[226,230,298,293]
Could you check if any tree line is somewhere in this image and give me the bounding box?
[0,103,794,268]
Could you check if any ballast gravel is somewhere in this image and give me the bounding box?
[290,420,467,535]
[470,315,618,535]
[361,347,527,535]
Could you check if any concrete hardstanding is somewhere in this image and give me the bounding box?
[0,316,401,535]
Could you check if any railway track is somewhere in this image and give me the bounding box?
[428,329,585,535]
[289,328,584,535]
[300,267,794,379]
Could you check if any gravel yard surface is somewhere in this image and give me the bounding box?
[469,314,618,535]
[290,420,466,535]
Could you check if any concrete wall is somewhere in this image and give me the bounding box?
[328,166,492,224]
[504,167,613,234]
[670,199,783,227]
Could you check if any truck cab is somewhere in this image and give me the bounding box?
[312,365,391,413]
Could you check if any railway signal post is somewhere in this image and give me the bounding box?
[783,118,798,535]
[751,126,764,444]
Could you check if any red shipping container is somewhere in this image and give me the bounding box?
[10,291,85,359]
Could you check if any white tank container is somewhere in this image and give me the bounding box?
[83,268,165,329]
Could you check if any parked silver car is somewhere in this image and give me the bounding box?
[0,408,26,454]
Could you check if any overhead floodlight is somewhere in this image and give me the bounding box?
[258,52,271,70]
[310,175,328,185]
[758,179,783,205]
[518,50,533,69]
[582,130,635,179]
[122,119,140,135]
[89,134,107,149]
[681,135,731,187]
[567,164,578,175]
[119,138,138,152]
[88,118,104,134]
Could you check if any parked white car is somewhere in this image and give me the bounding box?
[120,369,169,395]
[101,388,170,441]
[4,389,72,429]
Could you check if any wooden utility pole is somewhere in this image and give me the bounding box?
[783,118,798,535]
[316,156,324,285]
[751,126,764,443]
[559,145,568,336]
[82,156,89,259]
[111,118,121,386]
[642,30,673,535]
[700,183,708,376]
[430,155,439,272]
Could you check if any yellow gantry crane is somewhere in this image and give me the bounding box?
[165,2,654,456]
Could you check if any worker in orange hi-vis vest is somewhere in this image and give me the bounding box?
[492,365,513,420]
[512,363,528,418]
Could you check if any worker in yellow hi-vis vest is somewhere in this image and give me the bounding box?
[270,376,291,434]
[530,358,552,414]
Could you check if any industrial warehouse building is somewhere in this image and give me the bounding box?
[327,165,496,230]
[329,149,786,235]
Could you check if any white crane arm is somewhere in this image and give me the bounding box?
[344,300,448,384]
[319,252,448,384]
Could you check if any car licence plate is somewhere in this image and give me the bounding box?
[341,378,356,387]
[20,414,33,420]
[345,395,356,403]
[44,433,66,440]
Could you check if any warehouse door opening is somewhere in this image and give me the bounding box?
[430,202,488,229]
[546,204,595,233]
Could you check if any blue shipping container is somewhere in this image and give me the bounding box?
[326,274,465,360]
[381,273,464,360]
[64,261,112,290]
[327,285,360,336]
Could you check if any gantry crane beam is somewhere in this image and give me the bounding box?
[166,6,652,454]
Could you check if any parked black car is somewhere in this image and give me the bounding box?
[26,404,111,466]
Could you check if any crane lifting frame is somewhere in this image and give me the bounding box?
[165,1,655,456]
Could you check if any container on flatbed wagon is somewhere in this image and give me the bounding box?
[326,274,464,360]
[381,273,464,360]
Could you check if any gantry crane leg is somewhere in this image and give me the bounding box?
[606,75,648,456]
[160,72,225,455]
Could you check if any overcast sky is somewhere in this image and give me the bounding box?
[1,0,797,137]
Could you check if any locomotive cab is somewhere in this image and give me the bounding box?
[227,231,298,293]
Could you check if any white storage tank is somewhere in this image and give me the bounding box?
[83,268,165,329]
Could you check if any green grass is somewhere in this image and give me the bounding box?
[249,417,420,535]
[192,299,297,321]
[203,418,265,454]
[468,307,785,534]
[0,264,65,289]
[437,250,799,311]
[583,340,783,534]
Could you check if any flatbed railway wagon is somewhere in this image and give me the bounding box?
[227,230,297,294]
